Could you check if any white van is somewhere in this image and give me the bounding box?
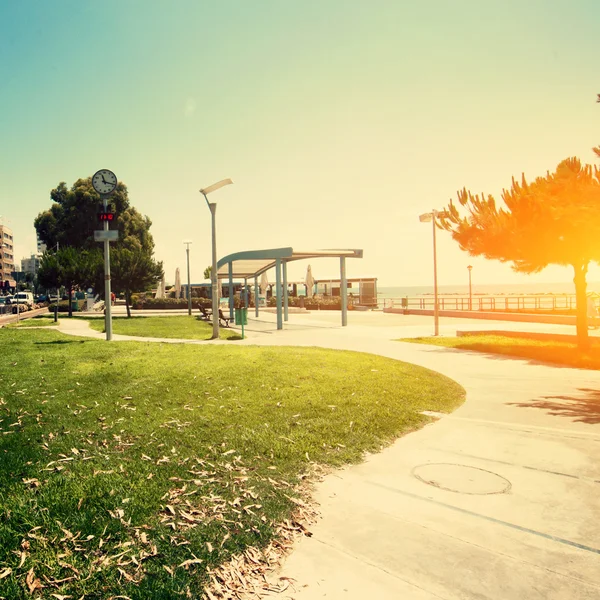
[13,292,34,307]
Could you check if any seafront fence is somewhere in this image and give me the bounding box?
[382,294,580,313]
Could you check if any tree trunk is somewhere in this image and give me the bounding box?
[68,286,73,318]
[573,262,589,350]
[125,290,132,318]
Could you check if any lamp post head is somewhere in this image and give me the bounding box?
[419,209,448,223]
[199,178,233,196]
[467,265,472,271]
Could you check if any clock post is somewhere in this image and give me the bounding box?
[102,193,113,341]
[92,169,118,341]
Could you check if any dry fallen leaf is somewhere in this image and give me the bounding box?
[26,566,44,594]
[0,567,11,579]
[178,558,203,569]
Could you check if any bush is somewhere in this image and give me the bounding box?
[132,297,213,310]
[48,300,86,313]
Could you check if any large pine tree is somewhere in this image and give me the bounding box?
[439,158,600,348]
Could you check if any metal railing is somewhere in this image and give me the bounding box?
[382,294,579,312]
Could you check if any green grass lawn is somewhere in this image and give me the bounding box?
[0,328,464,599]
[401,334,600,369]
[85,315,241,340]
[5,315,59,328]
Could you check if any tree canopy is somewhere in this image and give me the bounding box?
[37,247,102,316]
[111,247,163,317]
[35,177,162,314]
[35,178,155,254]
[439,157,600,347]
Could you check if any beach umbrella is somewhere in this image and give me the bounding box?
[155,274,166,299]
[305,264,315,298]
[174,268,181,299]
[260,271,270,295]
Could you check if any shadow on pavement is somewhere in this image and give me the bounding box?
[417,345,582,369]
[508,388,600,424]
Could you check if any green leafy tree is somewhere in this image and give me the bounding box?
[203,265,212,280]
[37,247,101,317]
[35,177,161,313]
[111,247,163,317]
[439,157,600,349]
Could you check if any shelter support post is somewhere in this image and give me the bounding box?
[341,256,348,326]
[275,258,283,330]
[254,276,259,317]
[244,278,248,307]
[228,262,234,320]
[283,260,289,321]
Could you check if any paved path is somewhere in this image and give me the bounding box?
[53,313,600,599]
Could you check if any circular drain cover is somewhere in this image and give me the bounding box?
[412,463,511,495]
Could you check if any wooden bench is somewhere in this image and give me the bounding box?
[218,309,231,328]
[199,306,230,328]
[198,305,212,320]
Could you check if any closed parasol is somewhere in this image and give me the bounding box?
[174,268,181,299]
[305,264,315,298]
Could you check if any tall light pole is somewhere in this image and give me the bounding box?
[467,265,473,310]
[199,179,233,340]
[419,209,448,336]
[184,241,192,316]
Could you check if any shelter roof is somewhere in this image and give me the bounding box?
[216,247,363,279]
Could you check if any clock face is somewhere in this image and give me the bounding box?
[92,169,118,195]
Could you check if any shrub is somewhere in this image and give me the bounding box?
[132,298,213,310]
[48,300,86,313]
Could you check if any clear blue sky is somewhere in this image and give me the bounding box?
[1,0,599,288]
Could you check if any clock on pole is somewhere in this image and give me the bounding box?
[92,168,118,342]
[92,169,117,195]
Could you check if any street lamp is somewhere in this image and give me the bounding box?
[419,209,448,336]
[199,178,233,340]
[184,241,193,316]
[467,265,473,310]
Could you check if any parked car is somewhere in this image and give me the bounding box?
[13,292,34,307]
[35,294,48,303]
[1,295,14,305]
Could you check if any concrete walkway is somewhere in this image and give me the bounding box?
[53,313,600,599]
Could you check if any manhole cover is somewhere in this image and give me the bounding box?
[412,463,511,495]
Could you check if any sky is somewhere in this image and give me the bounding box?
[1,0,599,290]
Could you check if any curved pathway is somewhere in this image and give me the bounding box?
[56,317,600,599]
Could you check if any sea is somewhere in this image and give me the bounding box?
[377,281,600,298]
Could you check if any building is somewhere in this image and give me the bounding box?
[0,224,15,288]
[21,254,41,277]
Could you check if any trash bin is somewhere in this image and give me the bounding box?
[71,300,78,312]
[234,307,247,325]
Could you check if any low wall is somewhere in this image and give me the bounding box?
[383,307,577,325]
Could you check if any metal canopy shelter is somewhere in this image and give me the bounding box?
[216,247,363,329]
